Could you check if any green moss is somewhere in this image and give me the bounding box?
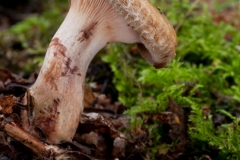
[0,1,68,74]
[103,0,240,158]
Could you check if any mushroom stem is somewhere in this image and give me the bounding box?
[29,1,140,144]
[29,0,177,144]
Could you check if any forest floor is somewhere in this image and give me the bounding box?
[0,0,240,160]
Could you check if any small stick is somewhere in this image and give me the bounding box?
[2,122,50,156]
[1,121,66,158]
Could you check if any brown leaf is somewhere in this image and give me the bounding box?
[164,98,188,144]
[0,69,12,83]
[158,112,179,125]
[134,126,149,144]
[112,134,127,157]
[0,95,17,114]
[96,135,108,153]
[158,144,171,155]
[82,131,99,147]
[84,84,95,108]
[81,113,120,138]
[157,98,188,159]
[112,115,129,130]
[0,69,37,87]
[202,106,211,117]
[0,69,23,85]
[96,94,111,105]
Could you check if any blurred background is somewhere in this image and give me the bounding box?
[0,0,68,77]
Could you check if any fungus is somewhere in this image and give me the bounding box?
[29,0,177,144]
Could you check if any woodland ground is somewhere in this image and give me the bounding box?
[0,0,240,160]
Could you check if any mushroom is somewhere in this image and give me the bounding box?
[29,0,177,144]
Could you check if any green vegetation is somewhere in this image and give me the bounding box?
[0,0,68,75]
[103,0,240,159]
[1,0,240,159]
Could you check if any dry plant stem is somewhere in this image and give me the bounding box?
[126,71,143,105]
[3,122,51,156]
[175,0,201,32]
[125,72,142,134]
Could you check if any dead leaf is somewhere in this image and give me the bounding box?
[84,84,95,108]
[158,112,178,125]
[158,144,171,155]
[96,94,111,105]
[202,106,211,117]
[157,98,188,159]
[0,69,37,87]
[81,113,120,138]
[135,126,149,144]
[82,131,98,147]
[96,135,108,153]
[112,134,127,157]
[164,98,188,144]
[0,95,17,114]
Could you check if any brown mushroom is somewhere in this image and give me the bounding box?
[29,0,177,144]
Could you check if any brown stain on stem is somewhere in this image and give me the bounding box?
[44,38,80,91]
[78,22,98,42]
[44,38,67,91]
[36,99,60,136]
[49,38,66,57]
[154,62,167,69]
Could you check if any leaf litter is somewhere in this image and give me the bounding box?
[0,67,194,160]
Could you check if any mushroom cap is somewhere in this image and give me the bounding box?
[108,0,178,68]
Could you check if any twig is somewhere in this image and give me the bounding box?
[126,71,143,105]
[125,71,143,134]
[1,121,67,158]
[2,122,50,156]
